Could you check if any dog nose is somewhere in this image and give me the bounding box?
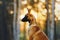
[21,19,23,21]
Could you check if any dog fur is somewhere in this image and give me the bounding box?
[21,13,48,40]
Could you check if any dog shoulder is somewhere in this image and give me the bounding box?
[33,30,49,40]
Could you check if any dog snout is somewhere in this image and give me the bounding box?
[21,15,28,22]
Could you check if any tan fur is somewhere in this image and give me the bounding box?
[26,13,49,40]
[29,25,48,40]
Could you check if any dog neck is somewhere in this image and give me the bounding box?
[30,23,36,27]
[29,19,40,29]
[29,19,36,25]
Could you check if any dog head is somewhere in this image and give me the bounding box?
[21,13,35,23]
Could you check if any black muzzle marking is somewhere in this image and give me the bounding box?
[21,15,30,23]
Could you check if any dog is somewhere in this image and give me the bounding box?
[21,12,49,40]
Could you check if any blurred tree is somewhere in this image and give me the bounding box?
[0,0,14,40]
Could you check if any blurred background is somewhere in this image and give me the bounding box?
[0,0,14,40]
[0,0,60,40]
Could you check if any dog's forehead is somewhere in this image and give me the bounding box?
[26,14,37,20]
